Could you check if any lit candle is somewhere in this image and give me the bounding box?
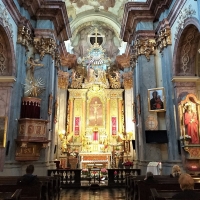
[159,162,162,169]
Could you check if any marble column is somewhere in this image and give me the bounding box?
[136,55,158,162]
[162,47,180,161]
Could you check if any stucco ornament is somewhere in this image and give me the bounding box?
[174,5,196,39]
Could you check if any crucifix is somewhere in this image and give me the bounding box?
[88,28,105,45]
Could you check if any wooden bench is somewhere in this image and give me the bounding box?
[150,188,200,200]
[0,189,22,200]
[0,185,41,200]
[0,175,61,200]
[126,175,179,200]
[135,177,200,200]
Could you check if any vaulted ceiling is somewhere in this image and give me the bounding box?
[65,0,127,37]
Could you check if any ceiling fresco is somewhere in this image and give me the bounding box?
[69,0,116,11]
[65,0,127,24]
[64,0,129,62]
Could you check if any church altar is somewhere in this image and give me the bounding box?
[79,152,111,169]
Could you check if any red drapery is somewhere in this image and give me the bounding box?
[93,131,98,140]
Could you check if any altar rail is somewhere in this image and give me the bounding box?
[48,168,141,188]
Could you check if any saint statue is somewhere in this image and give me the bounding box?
[184,105,199,144]
[26,57,44,82]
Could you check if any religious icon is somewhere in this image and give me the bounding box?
[184,104,199,144]
[148,87,165,112]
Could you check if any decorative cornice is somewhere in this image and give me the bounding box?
[120,0,172,43]
[171,76,200,83]
[17,0,71,42]
[0,76,16,82]
[167,0,187,28]
[33,37,57,60]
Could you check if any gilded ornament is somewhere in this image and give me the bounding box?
[17,25,32,51]
[70,69,84,89]
[33,37,57,60]
[156,27,171,54]
[134,37,156,61]
[123,71,133,89]
[108,71,121,89]
[58,70,69,89]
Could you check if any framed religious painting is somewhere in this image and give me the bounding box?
[0,117,7,147]
[148,87,166,112]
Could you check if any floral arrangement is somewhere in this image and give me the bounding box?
[101,168,108,175]
[82,168,88,175]
[123,161,133,166]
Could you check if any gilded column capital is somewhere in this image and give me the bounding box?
[123,71,133,89]
[58,70,69,89]
[33,37,57,60]
[134,37,156,61]
[17,25,33,51]
[156,26,172,54]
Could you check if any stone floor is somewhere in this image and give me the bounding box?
[60,188,126,200]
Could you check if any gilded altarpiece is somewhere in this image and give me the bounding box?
[67,86,124,168]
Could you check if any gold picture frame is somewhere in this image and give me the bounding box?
[148,87,166,112]
[0,116,8,147]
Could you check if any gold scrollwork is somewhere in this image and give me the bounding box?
[156,27,172,54]
[33,37,57,60]
[123,71,133,89]
[17,25,33,51]
[58,70,69,89]
[134,37,156,61]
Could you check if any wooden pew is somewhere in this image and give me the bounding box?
[0,175,61,200]
[150,188,200,200]
[0,185,41,200]
[150,188,179,200]
[0,189,22,200]
[126,175,179,200]
[135,177,200,200]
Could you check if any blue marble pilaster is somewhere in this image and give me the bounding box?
[34,53,56,162]
[162,47,180,161]
[6,44,27,162]
[136,55,158,161]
